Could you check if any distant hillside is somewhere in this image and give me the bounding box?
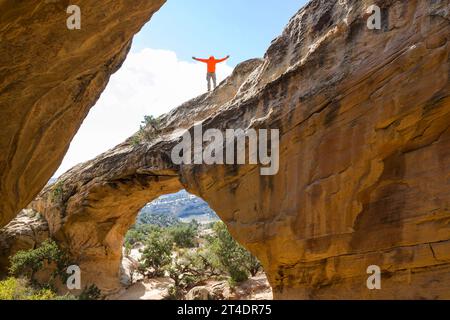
[137,190,219,224]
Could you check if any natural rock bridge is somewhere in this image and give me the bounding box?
[1,0,450,299]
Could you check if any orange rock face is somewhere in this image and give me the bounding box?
[183,1,450,299]
[0,0,166,228]
[2,0,450,299]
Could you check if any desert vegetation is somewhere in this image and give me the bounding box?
[122,215,264,300]
[132,115,162,145]
[0,240,100,300]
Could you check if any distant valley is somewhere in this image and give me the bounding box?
[137,190,219,225]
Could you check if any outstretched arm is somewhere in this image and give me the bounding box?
[192,57,209,63]
[215,55,230,63]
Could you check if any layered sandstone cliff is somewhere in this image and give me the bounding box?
[0,0,166,228]
[2,0,450,299]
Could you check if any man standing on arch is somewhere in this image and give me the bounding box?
[192,55,230,92]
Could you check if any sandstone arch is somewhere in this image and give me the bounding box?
[29,58,265,293]
[2,0,450,299]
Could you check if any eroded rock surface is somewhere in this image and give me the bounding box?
[0,0,166,228]
[4,0,450,298]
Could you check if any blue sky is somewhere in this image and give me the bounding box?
[132,0,309,66]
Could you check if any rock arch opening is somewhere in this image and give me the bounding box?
[119,190,219,289]
[117,190,271,299]
[31,172,184,294]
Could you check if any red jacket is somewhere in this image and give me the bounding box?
[194,56,229,73]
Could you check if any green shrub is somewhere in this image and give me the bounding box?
[246,254,262,277]
[137,212,180,227]
[135,115,161,143]
[163,247,223,300]
[168,224,197,248]
[131,135,141,146]
[51,181,65,203]
[124,242,132,257]
[0,277,26,300]
[206,222,261,284]
[79,284,102,300]
[164,253,199,298]
[9,239,64,279]
[139,227,173,277]
[142,115,160,129]
[0,277,58,300]
[5,240,103,300]
[228,269,249,286]
[27,288,58,300]
[125,224,160,246]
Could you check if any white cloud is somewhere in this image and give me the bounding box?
[54,48,233,177]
